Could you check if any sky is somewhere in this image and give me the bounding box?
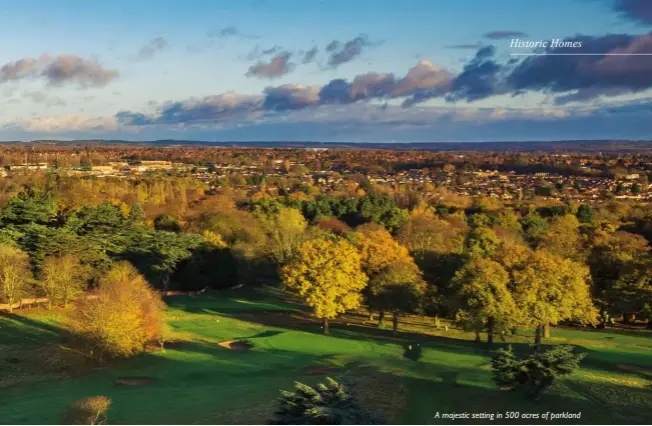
[1,0,652,142]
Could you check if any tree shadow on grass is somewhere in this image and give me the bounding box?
[2,308,652,425]
[170,295,539,361]
[0,312,68,346]
[570,346,652,383]
[294,362,651,425]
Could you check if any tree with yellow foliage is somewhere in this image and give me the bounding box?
[451,257,518,343]
[202,230,227,249]
[70,262,166,361]
[539,214,584,261]
[280,238,368,335]
[511,250,597,344]
[368,260,426,331]
[0,244,31,312]
[353,223,411,276]
[397,212,467,258]
[38,255,87,309]
[261,207,308,264]
[62,395,111,425]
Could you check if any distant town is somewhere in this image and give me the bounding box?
[0,140,649,204]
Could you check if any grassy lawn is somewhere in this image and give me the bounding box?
[1,288,651,424]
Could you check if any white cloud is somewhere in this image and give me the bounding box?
[5,114,119,133]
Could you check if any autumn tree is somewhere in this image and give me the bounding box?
[62,396,111,425]
[317,218,352,236]
[0,244,31,312]
[587,231,651,322]
[38,255,87,309]
[397,212,467,258]
[187,195,271,285]
[353,224,411,277]
[70,262,166,361]
[450,257,518,343]
[611,258,652,326]
[539,214,584,260]
[465,227,501,257]
[202,230,228,249]
[280,238,368,335]
[368,260,426,331]
[353,224,415,319]
[260,207,308,264]
[153,214,181,233]
[511,250,597,344]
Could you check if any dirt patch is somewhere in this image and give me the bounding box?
[115,377,155,385]
[306,366,339,375]
[218,340,253,351]
[618,364,652,373]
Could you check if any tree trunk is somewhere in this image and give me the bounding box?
[534,325,542,346]
[392,312,398,332]
[623,312,633,324]
[475,331,481,342]
[378,310,385,327]
[322,317,330,335]
[647,320,652,330]
[487,317,495,344]
[543,323,551,338]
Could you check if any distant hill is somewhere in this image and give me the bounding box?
[5,139,652,152]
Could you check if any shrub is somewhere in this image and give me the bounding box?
[62,395,111,425]
[403,343,423,361]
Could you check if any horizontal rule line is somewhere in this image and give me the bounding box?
[509,53,652,56]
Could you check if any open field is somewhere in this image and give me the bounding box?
[1,288,651,425]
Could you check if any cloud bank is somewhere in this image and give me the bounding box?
[1,54,119,88]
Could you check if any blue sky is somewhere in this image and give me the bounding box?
[1,0,651,142]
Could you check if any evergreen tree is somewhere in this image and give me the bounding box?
[491,346,528,388]
[576,204,594,224]
[491,345,586,399]
[270,377,379,425]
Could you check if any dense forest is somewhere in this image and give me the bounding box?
[0,169,650,339]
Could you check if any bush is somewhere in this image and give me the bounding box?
[491,345,586,399]
[62,395,111,425]
[403,343,423,361]
[270,377,380,424]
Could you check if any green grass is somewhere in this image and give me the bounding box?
[1,289,651,424]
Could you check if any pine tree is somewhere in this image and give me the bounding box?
[491,345,586,399]
[270,377,380,425]
[524,345,586,398]
[491,346,527,388]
